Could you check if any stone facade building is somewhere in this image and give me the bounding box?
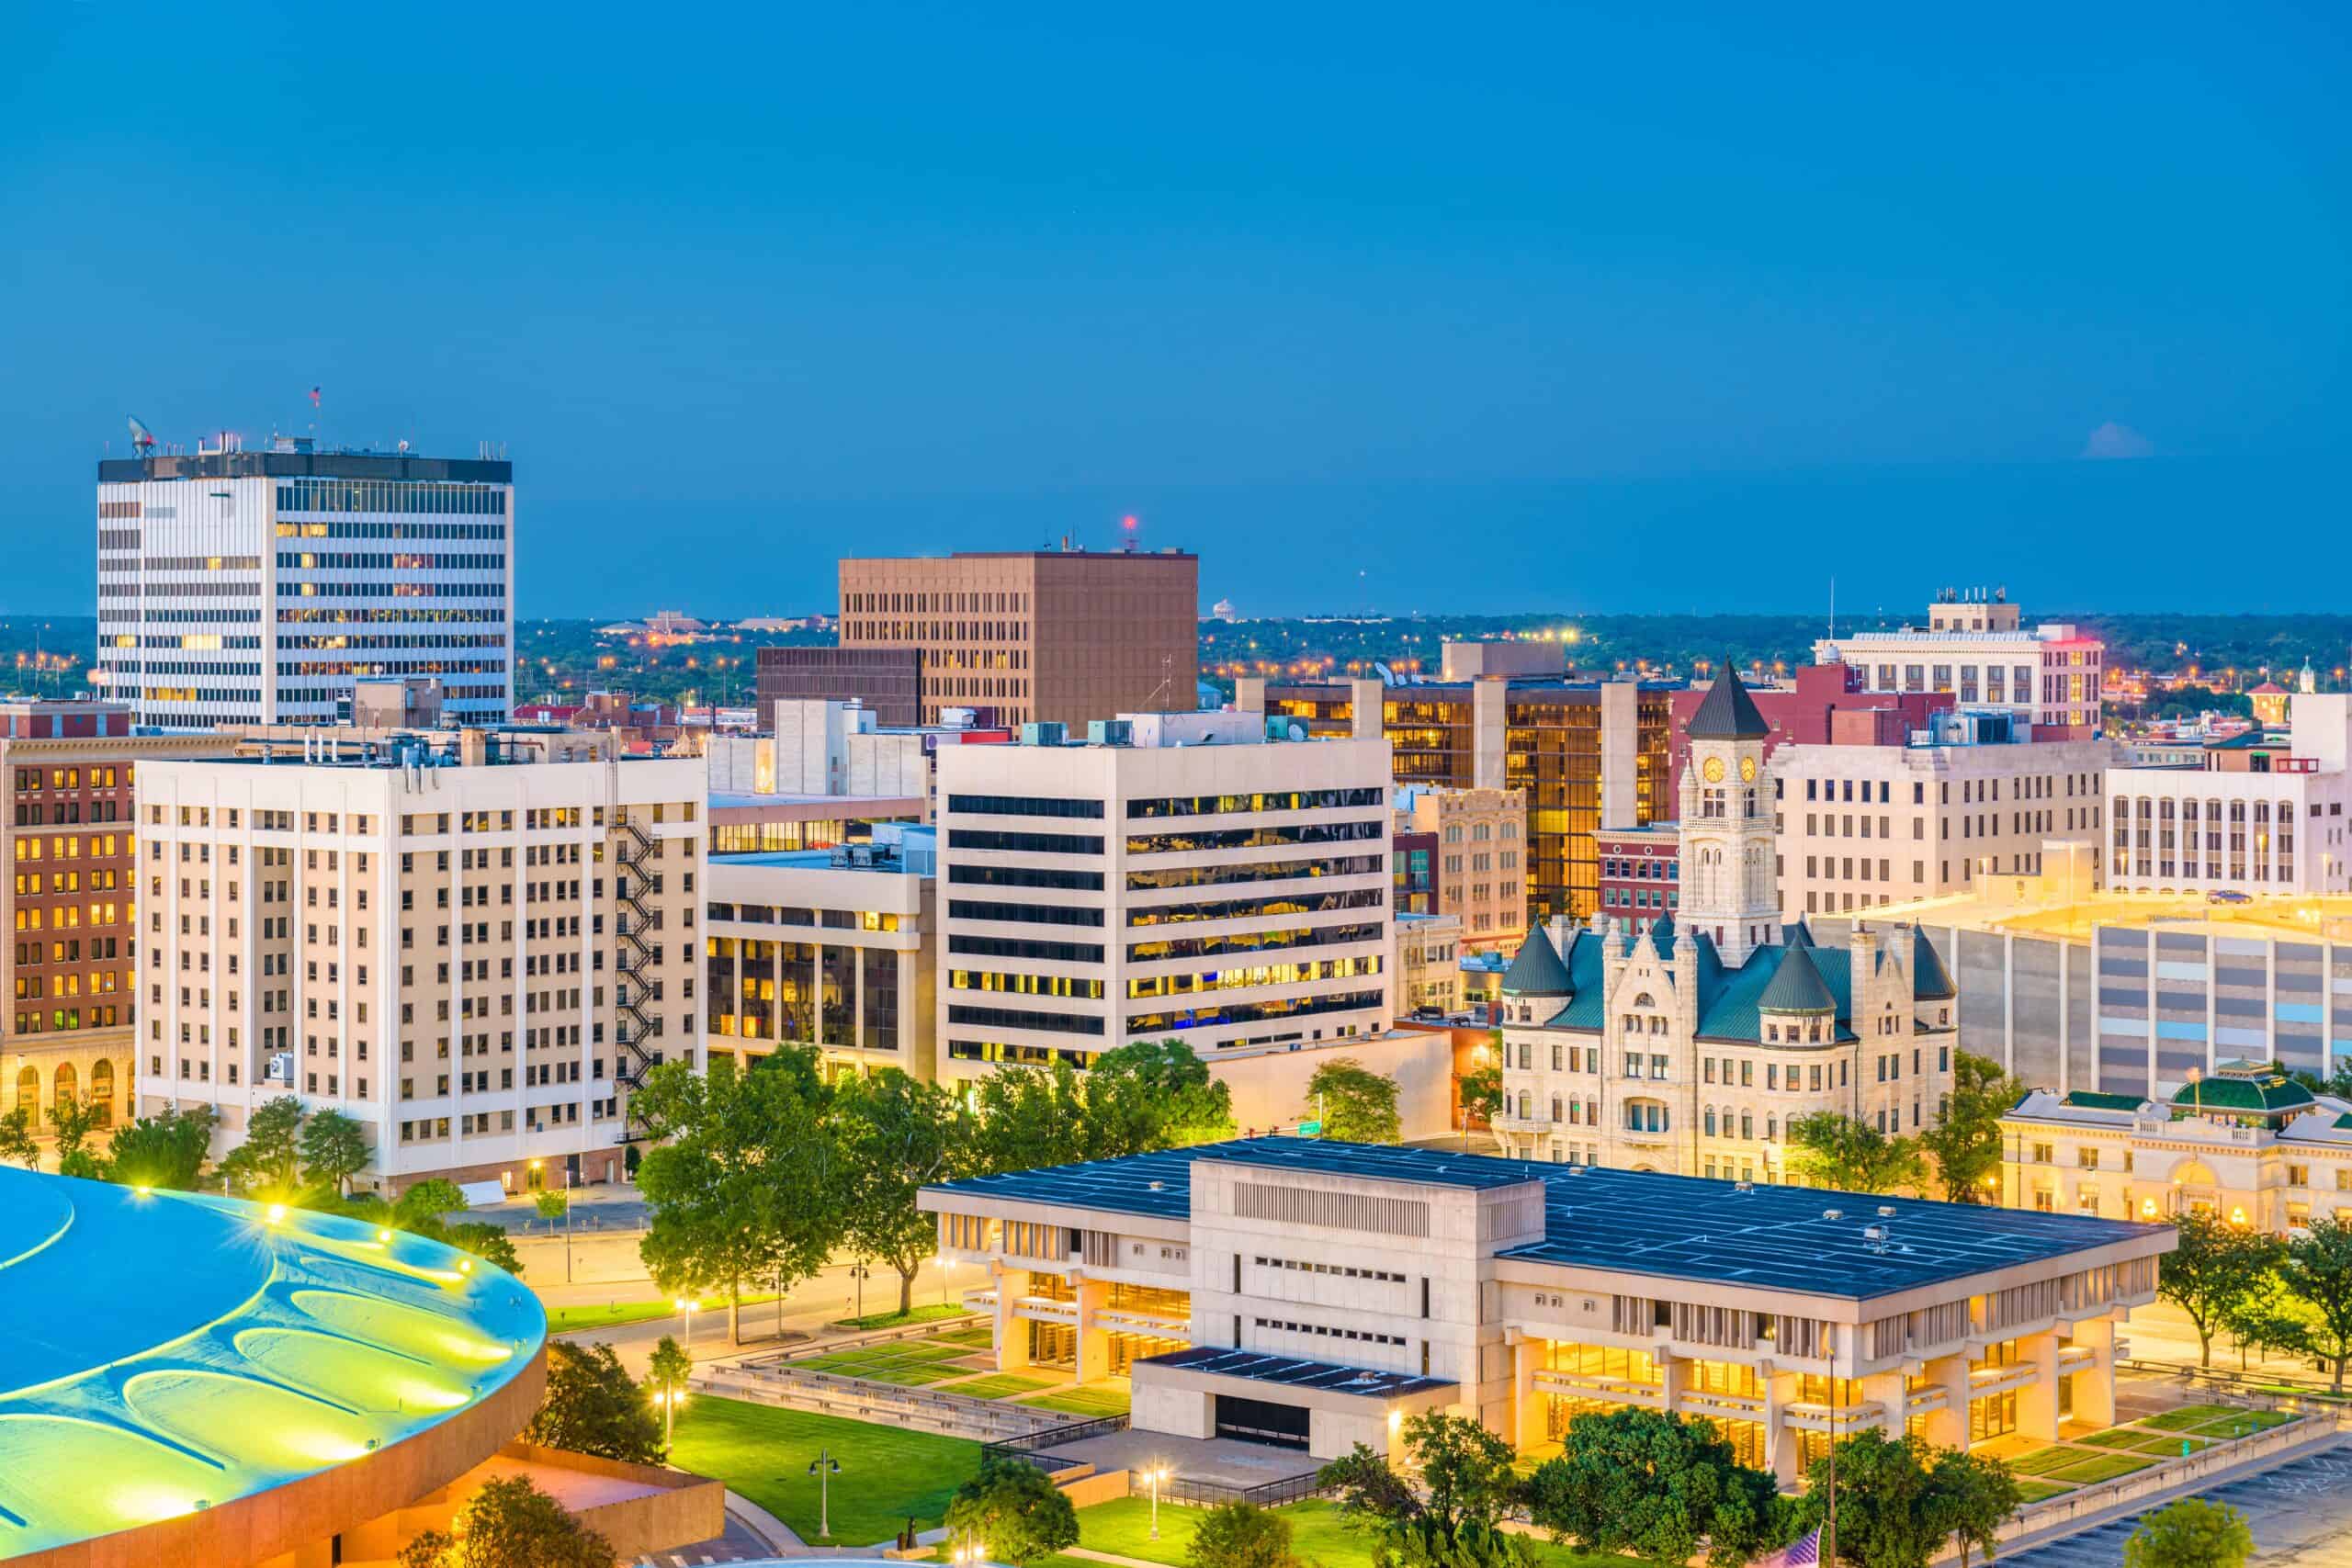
[1490,669,1959,1178]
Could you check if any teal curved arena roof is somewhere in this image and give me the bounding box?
[0,1168,546,1560]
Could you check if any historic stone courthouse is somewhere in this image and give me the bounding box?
[1493,666,1959,1178]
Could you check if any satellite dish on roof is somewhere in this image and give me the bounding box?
[1286,721,1307,742]
[127,415,157,453]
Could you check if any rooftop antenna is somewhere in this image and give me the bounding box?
[1121,513,1140,553]
[1828,576,1836,640]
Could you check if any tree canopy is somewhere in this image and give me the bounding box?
[1917,1051,2023,1202]
[1523,1407,1784,1568]
[2278,1213,2352,1390]
[397,1473,616,1568]
[522,1340,665,1464]
[102,1106,217,1190]
[219,1094,307,1195]
[1305,1057,1402,1144]
[942,1458,1080,1565]
[2123,1496,2254,1568]
[833,1068,967,1314]
[2158,1213,2284,1369]
[1187,1503,1300,1568]
[1786,1111,1927,1195]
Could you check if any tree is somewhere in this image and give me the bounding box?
[2123,1496,2254,1568]
[1786,1111,1927,1195]
[967,1062,1090,1174]
[0,1107,37,1170]
[2158,1213,2283,1369]
[833,1068,965,1314]
[299,1107,372,1196]
[535,1190,571,1226]
[1457,1058,1503,1149]
[1086,1040,1236,1151]
[103,1106,217,1190]
[46,1094,105,1179]
[1789,1430,1944,1568]
[1187,1503,1298,1568]
[397,1473,616,1568]
[1319,1416,1532,1568]
[942,1458,1079,1565]
[1922,1449,2021,1568]
[220,1094,306,1195]
[1306,1057,1401,1144]
[645,1334,692,1454]
[2278,1213,2352,1390]
[1523,1407,1783,1568]
[521,1341,664,1463]
[385,1179,525,1276]
[1917,1051,2023,1202]
[634,1053,847,1344]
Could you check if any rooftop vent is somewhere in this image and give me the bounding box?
[1821,1209,1843,1222]
[1734,1180,1754,1193]
[1147,1179,1165,1191]
[1877,1204,1898,1217]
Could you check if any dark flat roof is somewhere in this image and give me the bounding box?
[99,452,511,483]
[924,1137,2167,1302]
[1139,1345,1455,1399]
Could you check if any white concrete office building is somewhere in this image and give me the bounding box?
[133,729,704,1192]
[96,436,514,731]
[1813,590,2102,738]
[933,713,1394,1086]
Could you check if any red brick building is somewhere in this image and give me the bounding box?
[1664,663,1951,804]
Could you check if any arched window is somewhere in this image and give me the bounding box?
[1623,1100,1669,1134]
[1633,994,1656,1009]
[1766,1115,1778,1142]
[89,1059,116,1127]
[1517,1092,1532,1120]
[51,1063,77,1120]
[13,1066,34,1114]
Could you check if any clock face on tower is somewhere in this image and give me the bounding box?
[1740,756,1758,783]
[1702,757,1724,784]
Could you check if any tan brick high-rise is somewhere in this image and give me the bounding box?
[839,549,1199,728]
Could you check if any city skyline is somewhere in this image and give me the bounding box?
[6,3,2346,616]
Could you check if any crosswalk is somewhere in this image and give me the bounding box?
[2003,1447,2352,1568]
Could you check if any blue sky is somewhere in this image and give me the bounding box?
[3,3,2345,616]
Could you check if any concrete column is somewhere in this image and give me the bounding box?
[1510,1337,1544,1451]
[1350,678,1385,741]
[2071,1317,2119,1428]
[2017,1330,2063,1440]
[1233,678,1265,715]
[994,1264,1032,1372]
[1474,679,1509,793]
[1922,1352,1971,1450]
[1764,1369,1802,1486]
[1860,1370,1907,1438]
[1073,1277,1113,1385]
[1657,1348,1689,1422]
[1600,681,1640,832]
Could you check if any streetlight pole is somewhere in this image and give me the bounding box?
[677,1298,698,1358]
[932,1253,947,1309]
[808,1449,842,1541]
[1148,1465,1168,1539]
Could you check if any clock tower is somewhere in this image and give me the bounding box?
[1678,664,1780,967]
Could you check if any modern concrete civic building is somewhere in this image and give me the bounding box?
[838,546,1199,728]
[96,436,514,731]
[921,1137,2172,1480]
[131,728,706,1193]
[933,711,1394,1087]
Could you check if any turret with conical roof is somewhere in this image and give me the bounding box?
[1686,662,1772,741]
[1500,922,1573,998]
[1758,942,1836,1018]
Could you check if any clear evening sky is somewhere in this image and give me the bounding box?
[3,3,2345,618]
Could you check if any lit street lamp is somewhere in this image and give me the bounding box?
[660,1385,684,1451]
[808,1448,843,1540]
[1146,1464,1170,1539]
[676,1298,700,1357]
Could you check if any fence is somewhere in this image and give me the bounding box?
[1161,1470,1332,1507]
[695,1359,1068,1442]
[982,1415,1133,1472]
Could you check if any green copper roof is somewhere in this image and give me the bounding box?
[1783,917,1815,950]
[2172,1069,2315,1114]
[1757,942,1837,1014]
[1686,665,1771,740]
[1646,910,1678,957]
[1911,927,1957,1000]
[1500,924,1574,996]
[2062,1091,2151,1112]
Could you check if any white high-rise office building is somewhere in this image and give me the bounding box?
[133,729,705,1193]
[96,434,514,731]
[934,711,1395,1087]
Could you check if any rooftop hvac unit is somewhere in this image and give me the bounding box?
[1087,719,1133,746]
[1020,721,1067,747]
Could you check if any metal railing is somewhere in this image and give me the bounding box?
[981,1414,1132,1466]
[1162,1471,1332,1508]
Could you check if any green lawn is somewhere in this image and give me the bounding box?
[1018,1385,1132,1419]
[544,1300,686,1333]
[835,1304,978,1330]
[948,1373,1057,1400]
[2141,1404,2243,1431]
[938,1325,998,1348]
[2015,1480,2074,1505]
[1076,1498,1662,1568]
[669,1394,983,1545]
[2188,1410,2292,1437]
[2039,1451,2153,1485]
[2009,1448,2090,1478]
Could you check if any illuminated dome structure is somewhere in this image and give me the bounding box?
[0,1168,546,1566]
